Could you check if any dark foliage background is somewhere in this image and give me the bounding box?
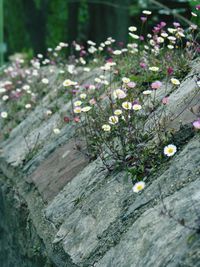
[4,0,199,56]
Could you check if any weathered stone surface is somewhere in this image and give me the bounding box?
[95,136,200,267]
[27,139,89,202]
[45,160,130,262]
[44,135,200,266]
[96,178,200,267]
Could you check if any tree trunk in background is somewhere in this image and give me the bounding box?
[88,3,104,43]
[88,0,130,44]
[114,0,130,43]
[22,0,48,54]
[68,2,80,44]
[4,0,30,56]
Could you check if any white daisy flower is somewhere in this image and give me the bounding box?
[122,101,132,110]
[42,78,49,84]
[82,106,92,112]
[164,144,177,157]
[53,128,60,134]
[1,111,8,118]
[102,124,111,132]
[109,116,119,125]
[132,181,145,193]
[171,78,180,85]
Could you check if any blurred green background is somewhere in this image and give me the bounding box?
[2,0,200,58]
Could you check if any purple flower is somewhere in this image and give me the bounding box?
[140,16,147,22]
[193,119,200,129]
[72,89,78,94]
[173,22,180,27]
[132,100,139,105]
[80,50,86,57]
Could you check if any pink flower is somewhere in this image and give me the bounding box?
[160,21,166,28]
[193,119,200,129]
[196,5,200,10]
[153,26,160,33]
[151,81,162,89]
[127,82,136,88]
[140,35,145,41]
[140,62,147,69]
[153,21,166,33]
[162,96,169,105]
[74,117,80,123]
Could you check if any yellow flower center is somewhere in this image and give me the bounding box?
[137,185,143,191]
[168,148,174,153]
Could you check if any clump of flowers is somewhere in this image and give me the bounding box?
[58,9,199,191]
